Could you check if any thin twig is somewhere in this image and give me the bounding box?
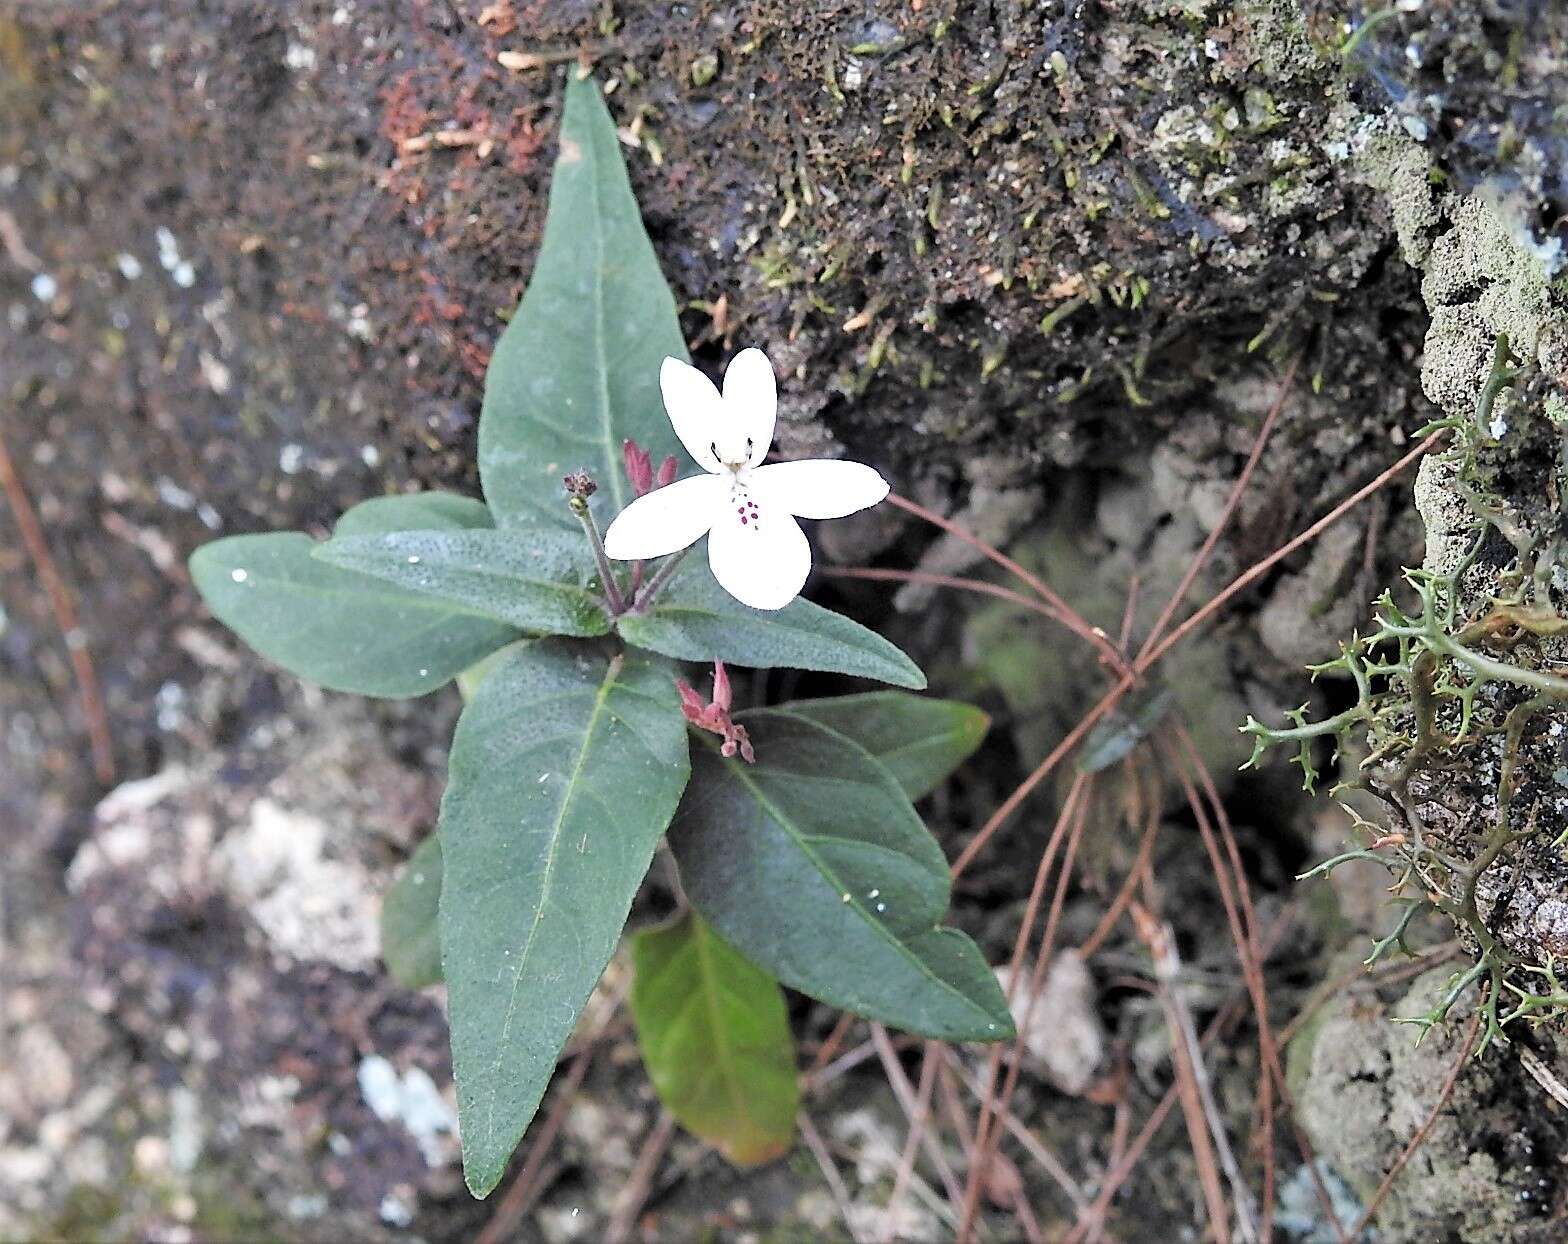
[476,980,629,1244]
[606,1109,677,1244]
[1277,942,1462,1047]
[886,491,1128,670]
[1169,729,1345,1244]
[1137,356,1299,663]
[1348,1008,1482,1238]
[0,424,114,783]
[474,1048,598,1244]
[823,566,1072,627]
[1078,766,1162,958]
[872,1029,965,1208]
[947,428,1437,877]
[959,780,1092,1241]
[942,1049,1090,1214]
[950,703,1115,878]
[1131,902,1252,1244]
[807,1013,858,1077]
[1062,910,1298,1244]
[0,208,41,271]
[799,1111,872,1244]
[1140,433,1444,675]
[881,1041,943,1244]
[1518,1044,1568,1110]
[808,1037,882,1093]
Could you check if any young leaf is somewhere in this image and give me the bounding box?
[782,692,988,800]
[315,528,611,638]
[381,833,443,988]
[478,73,687,534]
[439,641,691,1197]
[630,912,798,1166]
[668,710,1012,1041]
[620,561,926,689]
[189,527,520,698]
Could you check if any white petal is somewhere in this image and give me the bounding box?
[603,474,724,561]
[750,459,890,520]
[722,347,777,468]
[706,487,810,610]
[659,357,725,473]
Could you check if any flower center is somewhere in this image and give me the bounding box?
[710,437,756,473]
[729,482,762,530]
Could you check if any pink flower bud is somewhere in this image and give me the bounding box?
[622,439,653,496]
[711,660,732,711]
[655,455,679,489]
[674,679,707,723]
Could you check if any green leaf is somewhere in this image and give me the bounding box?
[478,73,688,534]
[440,641,691,1197]
[783,692,988,800]
[668,709,1012,1041]
[630,912,798,1166]
[381,834,443,988]
[189,513,520,699]
[1077,687,1176,773]
[620,561,926,689]
[333,491,495,537]
[315,528,611,638]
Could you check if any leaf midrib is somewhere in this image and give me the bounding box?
[239,568,507,622]
[691,918,755,1130]
[711,740,988,1026]
[585,95,626,521]
[480,660,619,1149]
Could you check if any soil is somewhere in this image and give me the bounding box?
[3,1,1566,1241]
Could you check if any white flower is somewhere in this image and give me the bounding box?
[603,349,890,610]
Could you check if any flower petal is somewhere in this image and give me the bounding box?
[750,459,890,520]
[722,347,777,468]
[660,357,725,473]
[603,473,725,561]
[706,488,810,610]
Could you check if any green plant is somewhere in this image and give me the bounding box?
[1241,337,1568,1051]
[188,72,1012,1196]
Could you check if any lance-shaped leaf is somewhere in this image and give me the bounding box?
[478,73,687,534]
[669,710,1012,1041]
[630,912,797,1166]
[188,493,518,698]
[315,528,611,638]
[440,642,691,1197]
[782,692,988,801]
[381,833,443,988]
[620,561,925,689]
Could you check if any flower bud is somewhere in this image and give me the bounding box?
[622,439,654,496]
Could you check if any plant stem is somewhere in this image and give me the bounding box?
[569,497,626,614]
[631,547,689,612]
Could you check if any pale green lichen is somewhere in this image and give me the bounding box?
[1243,339,1568,1050]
